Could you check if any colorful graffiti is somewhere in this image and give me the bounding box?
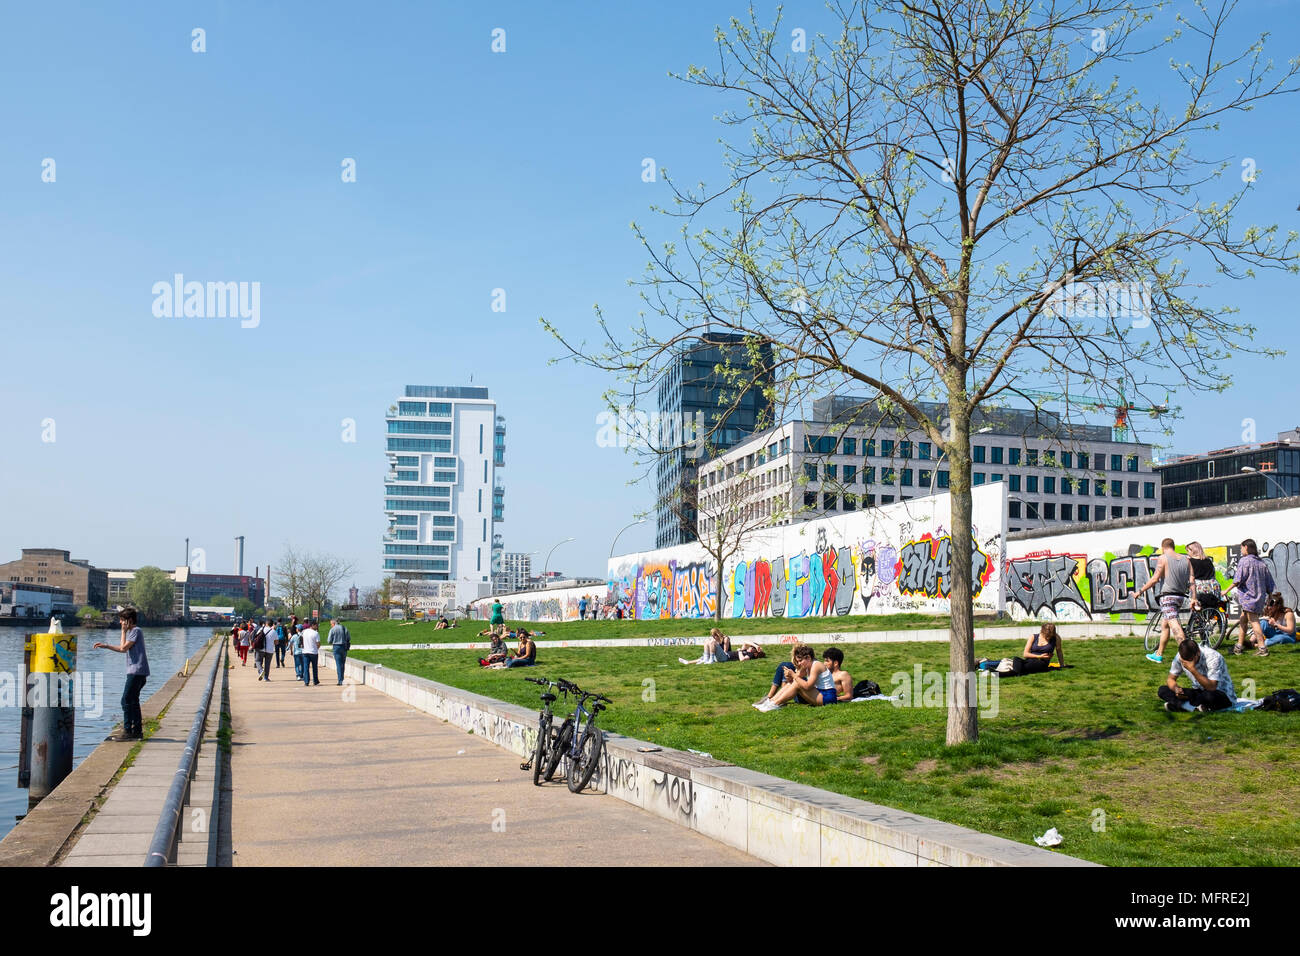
[730,546,857,618]
[1005,539,1300,620]
[894,534,994,600]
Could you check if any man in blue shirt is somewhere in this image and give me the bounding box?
[94,607,150,741]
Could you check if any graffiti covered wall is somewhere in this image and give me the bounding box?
[1004,503,1300,621]
[607,483,1009,621]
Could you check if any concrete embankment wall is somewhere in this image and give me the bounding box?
[321,654,1095,868]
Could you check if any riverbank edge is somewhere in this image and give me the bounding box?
[0,637,216,867]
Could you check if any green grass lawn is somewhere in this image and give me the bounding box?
[346,612,1017,645]
[357,637,1300,866]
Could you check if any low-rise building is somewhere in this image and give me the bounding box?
[698,396,1160,537]
[1157,431,1300,512]
[0,548,108,609]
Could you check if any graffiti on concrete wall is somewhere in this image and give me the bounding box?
[1006,538,1300,620]
[894,533,994,600]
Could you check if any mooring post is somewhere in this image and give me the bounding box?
[27,618,77,806]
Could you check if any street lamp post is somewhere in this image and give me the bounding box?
[1241,466,1290,499]
[543,537,576,581]
[609,518,647,559]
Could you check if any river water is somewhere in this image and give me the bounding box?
[0,624,217,841]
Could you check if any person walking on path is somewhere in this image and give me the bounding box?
[289,623,303,680]
[237,624,250,666]
[578,595,588,621]
[328,618,351,685]
[300,620,321,686]
[1136,538,1192,664]
[257,619,275,681]
[274,619,287,668]
[93,607,150,741]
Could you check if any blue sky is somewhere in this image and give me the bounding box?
[1,0,1297,590]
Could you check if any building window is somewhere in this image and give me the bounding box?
[804,463,817,483]
[842,437,856,455]
[974,472,986,486]
[1128,507,1139,517]
[938,471,950,489]
[992,473,1004,483]
[1127,455,1139,472]
[479,424,484,454]
[1144,507,1155,515]
[1009,448,1021,466]
[824,464,837,481]
[1111,506,1123,519]
[881,494,894,504]
[843,464,857,484]
[1095,479,1107,496]
[882,469,896,486]
[1127,481,1139,498]
[387,420,451,435]
[864,439,875,457]
[1076,478,1088,496]
[1079,504,1090,521]
[991,446,1004,465]
[919,442,931,460]
[1009,475,1021,492]
[1144,481,1155,499]
[1044,502,1056,520]
[1061,503,1073,521]
[395,470,419,481]
[1009,501,1021,519]
[901,469,913,487]
[1110,454,1122,471]
[1062,451,1073,468]
[881,439,895,457]
[804,492,817,508]
[1095,453,1107,470]
[1026,449,1039,467]
[919,469,931,487]
[864,466,876,484]
[1027,502,1039,520]
[974,445,986,464]
[1111,480,1123,498]
[1044,476,1055,494]
[1026,475,1038,494]
[900,441,912,459]
[823,494,837,511]
[843,495,857,512]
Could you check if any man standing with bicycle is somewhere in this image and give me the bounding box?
[1137,538,1191,664]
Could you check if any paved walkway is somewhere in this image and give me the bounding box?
[60,642,220,866]
[227,656,759,866]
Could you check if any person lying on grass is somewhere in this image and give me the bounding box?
[680,628,765,664]
[754,645,851,711]
[1157,638,1237,714]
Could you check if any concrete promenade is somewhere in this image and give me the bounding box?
[226,654,759,866]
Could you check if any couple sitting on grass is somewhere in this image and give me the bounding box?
[679,628,766,664]
[479,627,537,669]
[753,643,852,712]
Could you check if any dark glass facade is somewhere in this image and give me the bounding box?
[655,334,775,547]
[1157,444,1300,511]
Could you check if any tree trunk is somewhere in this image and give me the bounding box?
[945,396,979,745]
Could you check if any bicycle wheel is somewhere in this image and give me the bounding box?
[1194,609,1227,650]
[1143,612,1162,653]
[566,721,604,794]
[531,714,551,787]
[543,719,572,782]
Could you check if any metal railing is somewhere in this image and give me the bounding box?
[144,637,224,866]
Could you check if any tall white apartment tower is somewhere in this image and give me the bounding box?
[383,386,505,609]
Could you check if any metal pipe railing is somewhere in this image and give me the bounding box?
[144,638,224,866]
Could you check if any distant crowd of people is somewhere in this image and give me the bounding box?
[230,615,352,686]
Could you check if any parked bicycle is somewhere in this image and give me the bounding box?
[1143,595,1228,652]
[548,679,611,793]
[520,676,568,786]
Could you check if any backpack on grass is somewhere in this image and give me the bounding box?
[1258,688,1300,712]
[852,679,882,699]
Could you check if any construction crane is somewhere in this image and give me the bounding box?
[997,386,1168,443]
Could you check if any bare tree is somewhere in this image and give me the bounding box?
[276,545,354,614]
[549,0,1300,743]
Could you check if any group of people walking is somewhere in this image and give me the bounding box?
[230,615,352,686]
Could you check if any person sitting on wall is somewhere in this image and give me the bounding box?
[505,629,537,668]
[1158,638,1236,713]
[1235,591,1297,653]
[680,627,732,664]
